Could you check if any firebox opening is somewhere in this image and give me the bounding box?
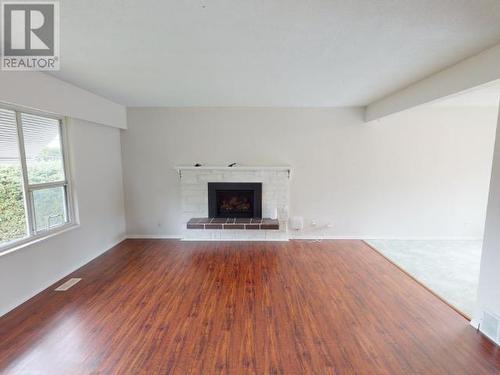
[208,182,262,218]
[216,190,254,217]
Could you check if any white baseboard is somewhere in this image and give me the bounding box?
[126,234,182,239]
[181,238,288,242]
[127,234,288,241]
[290,234,367,240]
[126,233,483,241]
[289,234,483,241]
[362,236,483,241]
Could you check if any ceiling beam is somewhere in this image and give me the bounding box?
[0,71,127,129]
[365,43,500,122]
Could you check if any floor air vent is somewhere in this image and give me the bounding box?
[55,278,82,291]
[480,311,500,346]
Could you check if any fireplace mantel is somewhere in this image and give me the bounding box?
[175,165,292,178]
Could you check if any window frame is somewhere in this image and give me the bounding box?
[0,104,76,254]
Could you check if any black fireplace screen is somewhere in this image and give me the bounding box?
[208,182,262,218]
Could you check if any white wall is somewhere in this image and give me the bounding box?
[122,106,497,239]
[0,119,126,316]
[474,108,500,327]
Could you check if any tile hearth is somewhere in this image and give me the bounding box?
[187,218,279,230]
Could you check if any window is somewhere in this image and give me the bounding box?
[0,106,73,251]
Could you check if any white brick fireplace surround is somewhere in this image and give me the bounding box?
[177,166,291,240]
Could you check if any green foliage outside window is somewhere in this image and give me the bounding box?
[0,165,26,243]
[0,148,65,245]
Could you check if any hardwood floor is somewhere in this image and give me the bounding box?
[1,240,499,374]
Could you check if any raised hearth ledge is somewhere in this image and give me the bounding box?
[187,217,279,230]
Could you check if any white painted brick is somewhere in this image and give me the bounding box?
[180,168,290,240]
[197,174,224,182]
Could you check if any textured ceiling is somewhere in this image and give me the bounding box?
[51,0,500,106]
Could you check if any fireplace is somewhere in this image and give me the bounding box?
[208,182,262,218]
